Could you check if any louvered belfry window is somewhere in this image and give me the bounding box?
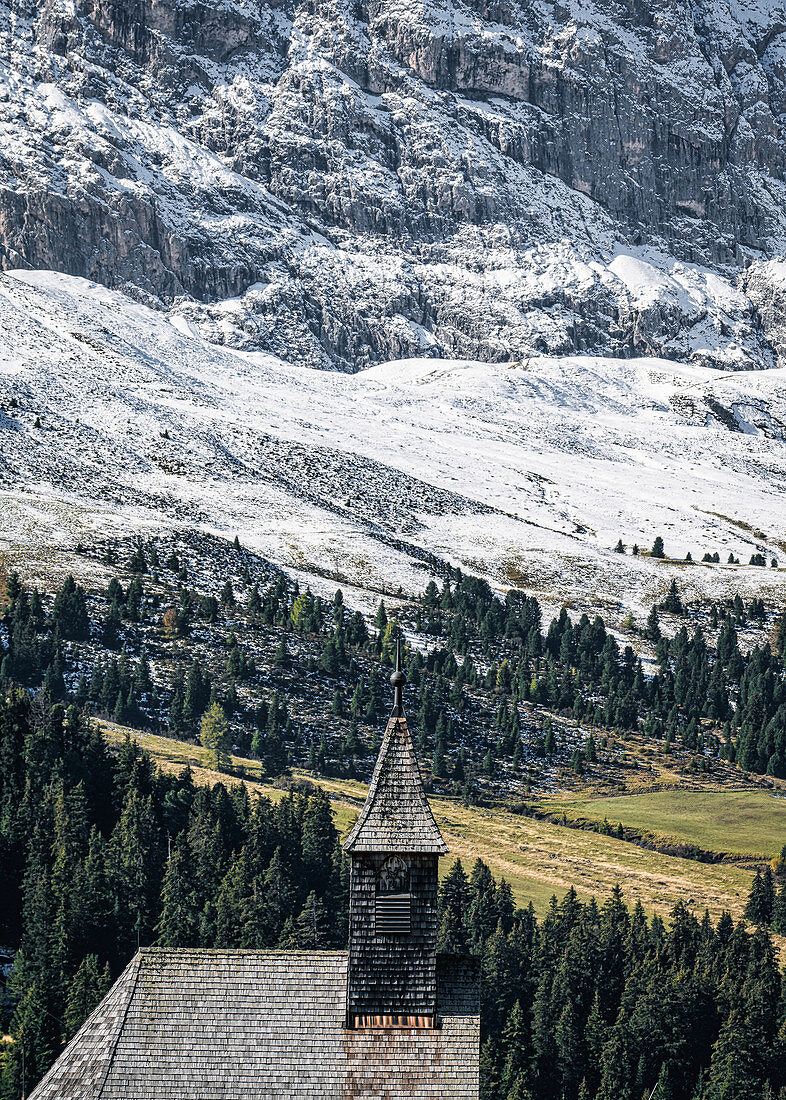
[375,856,411,935]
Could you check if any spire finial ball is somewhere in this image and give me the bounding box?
[390,632,407,690]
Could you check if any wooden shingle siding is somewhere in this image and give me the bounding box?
[347,854,439,1019]
[28,950,480,1100]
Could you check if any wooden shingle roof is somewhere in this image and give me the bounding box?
[343,712,448,854]
[29,950,479,1100]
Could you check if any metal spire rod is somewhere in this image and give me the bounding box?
[390,630,406,717]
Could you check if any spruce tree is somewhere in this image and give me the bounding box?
[646,605,661,641]
[289,891,329,948]
[703,998,771,1100]
[63,954,111,1038]
[498,1001,531,1098]
[745,868,775,926]
[157,835,200,947]
[771,880,786,934]
[437,860,470,954]
[274,636,290,669]
[50,575,90,640]
[301,790,337,896]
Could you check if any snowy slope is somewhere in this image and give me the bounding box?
[1,270,785,621]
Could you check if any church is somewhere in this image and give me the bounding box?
[30,643,480,1099]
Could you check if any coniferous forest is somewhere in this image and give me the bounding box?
[0,691,784,1100]
[2,536,786,792]
[1,538,786,1099]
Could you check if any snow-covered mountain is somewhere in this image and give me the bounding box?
[2,269,784,621]
[3,0,786,370]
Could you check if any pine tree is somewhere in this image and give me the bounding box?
[274,636,290,669]
[505,1077,533,1100]
[437,860,470,954]
[319,635,340,675]
[771,880,786,934]
[64,954,111,1038]
[102,602,122,648]
[703,997,771,1100]
[260,848,296,943]
[649,1062,673,1100]
[584,992,607,1095]
[479,1037,501,1100]
[380,621,399,664]
[157,834,200,948]
[107,788,163,958]
[199,703,231,773]
[595,1019,632,1100]
[181,658,210,730]
[555,999,585,1100]
[498,1001,531,1098]
[128,545,147,574]
[1,979,60,1099]
[745,868,775,925]
[262,730,286,777]
[288,891,329,948]
[432,735,447,778]
[50,575,90,640]
[214,855,249,947]
[301,789,337,896]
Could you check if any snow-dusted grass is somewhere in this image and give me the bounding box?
[1,270,785,620]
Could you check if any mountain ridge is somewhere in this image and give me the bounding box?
[3,0,786,369]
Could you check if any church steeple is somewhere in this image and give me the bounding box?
[343,636,447,857]
[344,633,447,1028]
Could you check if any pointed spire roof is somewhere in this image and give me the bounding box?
[343,635,448,855]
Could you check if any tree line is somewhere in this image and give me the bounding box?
[2,554,786,799]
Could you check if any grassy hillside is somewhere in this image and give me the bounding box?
[539,789,786,859]
[101,722,780,942]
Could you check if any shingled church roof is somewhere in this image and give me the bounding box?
[29,949,479,1100]
[343,639,448,855]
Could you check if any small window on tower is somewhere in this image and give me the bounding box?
[375,856,411,935]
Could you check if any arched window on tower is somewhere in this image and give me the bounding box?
[375,856,411,935]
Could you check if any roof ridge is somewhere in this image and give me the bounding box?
[136,947,349,957]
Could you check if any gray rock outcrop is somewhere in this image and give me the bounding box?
[1,0,786,369]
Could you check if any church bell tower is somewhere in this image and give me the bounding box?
[343,636,449,1028]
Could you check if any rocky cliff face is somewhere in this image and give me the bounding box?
[2,0,786,369]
